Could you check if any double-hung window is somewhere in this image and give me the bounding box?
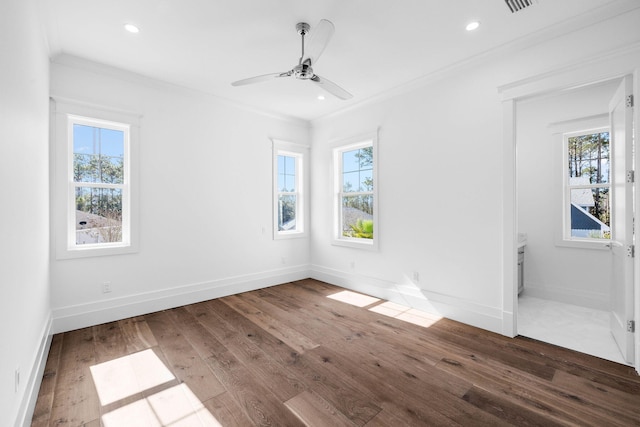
[333,133,378,249]
[564,128,611,240]
[53,101,139,258]
[71,117,128,246]
[273,140,307,239]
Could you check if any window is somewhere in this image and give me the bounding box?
[273,140,307,239]
[71,117,128,246]
[333,133,378,249]
[53,101,139,258]
[563,127,610,241]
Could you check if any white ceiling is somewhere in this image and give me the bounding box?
[42,0,637,121]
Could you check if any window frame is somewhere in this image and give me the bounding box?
[552,114,611,250]
[272,139,308,240]
[331,132,379,250]
[53,100,140,259]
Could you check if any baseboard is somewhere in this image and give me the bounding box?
[52,265,311,333]
[522,282,609,310]
[310,264,504,335]
[15,312,53,427]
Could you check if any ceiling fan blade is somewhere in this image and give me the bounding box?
[302,19,335,66]
[310,75,353,100]
[231,72,291,86]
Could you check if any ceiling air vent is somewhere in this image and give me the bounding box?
[505,0,538,13]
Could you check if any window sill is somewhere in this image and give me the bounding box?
[332,237,378,251]
[56,243,139,260]
[274,231,307,240]
[555,239,610,251]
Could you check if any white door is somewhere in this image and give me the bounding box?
[609,75,634,364]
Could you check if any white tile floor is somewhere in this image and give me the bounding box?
[517,295,628,365]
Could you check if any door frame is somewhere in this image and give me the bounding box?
[498,46,640,371]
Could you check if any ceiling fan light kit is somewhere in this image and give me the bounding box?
[231,20,353,100]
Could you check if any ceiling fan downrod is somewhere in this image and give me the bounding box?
[296,22,310,66]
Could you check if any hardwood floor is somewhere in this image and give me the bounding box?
[31,279,640,426]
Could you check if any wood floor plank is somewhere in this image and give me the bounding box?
[116,316,157,353]
[551,370,640,420]
[312,342,512,426]
[32,279,640,427]
[181,303,306,402]
[436,319,638,382]
[169,302,305,426]
[222,294,320,353]
[462,385,568,427]
[48,329,101,426]
[240,288,367,344]
[203,298,383,426]
[202,391,256,427]
[31,334,63,427]
[199,331,306,426]
[436,353,639,426]
[144,310,225,402]
[92,322,127,363]
[284,390,358,427]
[363,407,426,427]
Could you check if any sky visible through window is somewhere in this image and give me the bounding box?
[277,155,296,192]
[342,148,372,192]
[74,125,124,159]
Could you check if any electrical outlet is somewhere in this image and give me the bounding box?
[412,271,420,282]
[349,261,355,269]
[102,281,112,293]
[281,257,286,264]
[14,368,20,393]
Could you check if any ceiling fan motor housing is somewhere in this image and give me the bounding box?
[296,22,310,35]
[293,63,314,80]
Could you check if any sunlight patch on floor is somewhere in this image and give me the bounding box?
[90,349,175,406]
[91,349,222,426]
[102,384,222,427]
[327,290,381,307]
[370,301,442,328]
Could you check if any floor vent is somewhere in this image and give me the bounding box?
[505,0,537,13]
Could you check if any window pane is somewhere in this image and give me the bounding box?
[343,171,359,192]
[73,124,124,184]
[277,156,285,174]
[277,155,296,192]
[342,149,360,173]
[285,156,296,174]
[570,187,610,239]
[278,173,285,191]
[278,195,296,231]
[358,146,373,169]
[75,187,123,244]
[360,169,373,192]
[285,175,296,192]
[567,132,609,183]
[342,195,373,239]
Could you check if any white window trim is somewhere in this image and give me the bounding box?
[272,139,308,240]
[331,131,379,250]
[551,114,610,250]
[52,99,140,259]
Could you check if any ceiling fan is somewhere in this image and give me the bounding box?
[231,20,353,100]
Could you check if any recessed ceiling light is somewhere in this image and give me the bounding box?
[124,23,140,33]
[317,94,325,101]
[465,21,480,31]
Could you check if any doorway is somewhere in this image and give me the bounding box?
[513,77,634,365]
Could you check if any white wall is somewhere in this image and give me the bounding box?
[517,81,619,309]
[0,0,51,425]
[49,56,311,332]
[309,8,640,333]
[310,61,506,332]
